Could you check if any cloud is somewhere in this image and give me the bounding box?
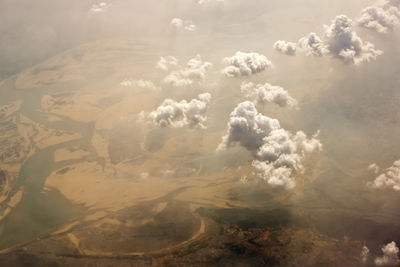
[141,93,212,129]
[323,15,383,64]
[162,55,213,87]
[276,15,383,65]
[217,101,321,189]
[273,40,297,56]
[156,56,179,71]
[361,246,370,264]
[196,0,225,4]
[170,18,196,32]
[240,81,298,109]
[119,79,159,90]
[221,51,273,77]
[368,159,400,191]
[298,32,326,57]
[90,2,112,13]
[140,172,149,180]
[375,241,399,266]
[368,163,380,174]
[357,1,400,33]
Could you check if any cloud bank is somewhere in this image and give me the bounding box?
[217,101,321,189]
[221,51,273,77]
[142,93,212,129]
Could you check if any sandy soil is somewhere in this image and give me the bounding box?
[34,127,81,150]
[44,161,182,211]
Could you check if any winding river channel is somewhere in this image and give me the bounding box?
[0,78,98,249]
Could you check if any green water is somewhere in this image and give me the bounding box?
[0,78,98,248]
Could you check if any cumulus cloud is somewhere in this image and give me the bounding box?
[141,93,212,129]
[162,55,213,87]
[273,40,297,56]
[368,160,400,191]
[375,241,399,266]
[221,51,273,77]
[90,2,112,13]
[170,18,196,32]
[119,79,159,90]
[357,1,400,33]
[298,32,326,57]
[196,0,224,4]
[240,82,298,109]
[276,15,383,64]
[323,15,383,64]
[156,56,179,71]
[368,163,381,174]
[217,101,321,189]
[361,246,370,264]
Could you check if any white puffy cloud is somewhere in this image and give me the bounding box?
[273,40,297,56]
[375,241,399,266]
[357,1,400,33]
[368,160,400,191]
[196,0,224,4]
[368,163,381,174]
[119,79,159,90]
[252,161,296,189]
[156,56,179,71]
[221,51,273,77]
[240,82,298,109]
[142,93,212,129]
[276,15,383,65]
[90,2,112,13]
[162,55,213,87]
[217,101,321,189]
[298,32,326,57]
[323,15,383,64]
[361,246,370,264]
[170,18,197,32]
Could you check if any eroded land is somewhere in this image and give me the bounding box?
[0,40,398,267]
